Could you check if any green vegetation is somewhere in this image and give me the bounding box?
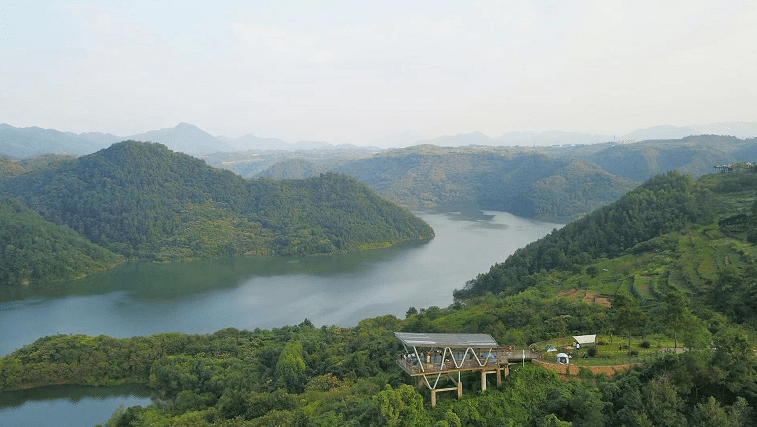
[255,158,321,180]
[0,197,123,285]
[1,311,755,426]
[334,145,638,219]
[221,135,757,222]
[202,146,376,179]
[4,166,757,425]
[545,135,757,182]
[455,171,714,299]
[0,141,433,266]
[0,155,27,180]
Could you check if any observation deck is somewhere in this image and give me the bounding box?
[394,332,537,407]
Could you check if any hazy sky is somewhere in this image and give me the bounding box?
[1,0,755,144]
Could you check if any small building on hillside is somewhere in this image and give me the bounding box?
[573,334,596,349]
[395,332,536,407]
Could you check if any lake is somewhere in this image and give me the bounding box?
[0,384,153,427]
[0,210,559,425]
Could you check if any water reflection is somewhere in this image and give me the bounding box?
[1,239,431,303]
[0,384,153,427]
[0,211,560,356]
[0,210,562,427]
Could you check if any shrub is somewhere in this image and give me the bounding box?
[639,341,651,348]
[587,347,598,357]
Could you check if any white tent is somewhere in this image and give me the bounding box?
[556,353,570,364]
[573,334,596,345]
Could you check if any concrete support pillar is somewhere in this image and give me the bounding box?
[496,369,502,387]
[504,363,510,377]
[481,371,487,391]
[431,389,437,408]
[457,379,463,399]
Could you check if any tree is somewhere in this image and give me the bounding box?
[612,292,644,355]
[374,384,428,427]
[405,307,418,318]
[710,328,757,399]
[690,396,751,427]
[274,342,306,393]
[663,290,689,350]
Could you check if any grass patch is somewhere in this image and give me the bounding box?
[533,334,674,367]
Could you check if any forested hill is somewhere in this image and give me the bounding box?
[454,170,722,299]
[5,170,757,425]
[334,145,638,219]
[0,141,434,261]
[0,155,27,180]
[543,135,757,182]
[0,197,124,285]
[255,158,321,180]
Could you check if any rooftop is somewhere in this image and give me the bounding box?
[394,332,499,349]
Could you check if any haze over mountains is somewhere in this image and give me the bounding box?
[2,121,757,158]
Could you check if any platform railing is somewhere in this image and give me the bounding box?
[397,348,532,376]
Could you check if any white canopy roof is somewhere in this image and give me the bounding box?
[394,332,498,349]
[573,334,596,345]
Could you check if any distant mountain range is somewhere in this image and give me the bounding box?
[416,123,757,147]
[537,134,757,182]
[621,122,757,141]
[417,130,612,147]
[248,134,757,219]
[0,123,368,158]
[332,145,639,219]
[1,121,756,158]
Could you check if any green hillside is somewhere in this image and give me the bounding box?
[0,197,123,285]
[255,158,321,180]
[0,155,27,180]
[3,170,757,425]
[545,135,757,181]
[1,141,434,261]
[456,169,757,303]
[454,171,711,299]
[238,136,757,222]
[335,145,638,219]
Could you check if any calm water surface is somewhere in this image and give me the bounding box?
[0,384,153,426]
[0,210,560,426]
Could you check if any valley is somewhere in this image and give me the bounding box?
[0,132,756,426]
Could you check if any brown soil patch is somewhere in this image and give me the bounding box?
[582,291,597,304]
[557,288,583,299]
[559,289,612,307]
[594,297,612,308]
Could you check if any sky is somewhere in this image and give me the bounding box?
[1,0,756,145]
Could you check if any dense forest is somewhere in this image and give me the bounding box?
[454,171,714,299]
[237,135,757,222]
[3,170,757,426]
[0,197,123,285]
[203,147,376,179]
[333,145,638,219]
[0,142,433,274]
[0,142,433,285]
[543,135,757,182]
[0,155,28,180]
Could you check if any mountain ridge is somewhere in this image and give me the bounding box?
[3,121,757,158]
[0,141,434,268]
